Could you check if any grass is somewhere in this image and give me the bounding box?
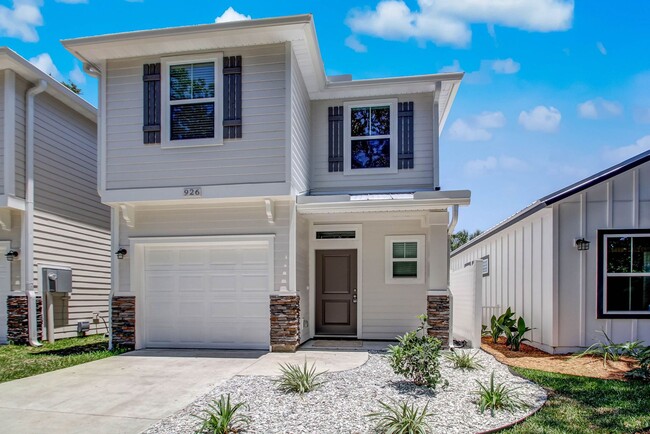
[503,367,650,434]
[0,334,125,384]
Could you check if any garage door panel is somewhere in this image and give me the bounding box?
[146,249,176,268]
[209,249,238,265]
[178,275,205,292]
[146,274,177,293]
[209,275,237,291]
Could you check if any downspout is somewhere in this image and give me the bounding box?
[25,79,48,346]
[446,204,459,348]
[447,204,459,235]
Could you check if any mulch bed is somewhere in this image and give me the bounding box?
[481,337,638,381]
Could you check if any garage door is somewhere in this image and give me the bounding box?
[143,242,271,349]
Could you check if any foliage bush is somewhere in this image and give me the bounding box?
[575,331,644,366]
[475,372,527,417]
[274,360,327,394]
[367,400,433,434]
[444,349,484,370]
[626,346,650,381]
[194,394,250,434]
[387,315,444,388]
[500,317,533,351]
[489,308,516,344]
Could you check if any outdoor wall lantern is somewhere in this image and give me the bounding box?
[574,238,591,251]
[115,248,128,259]
[5,250,18,262]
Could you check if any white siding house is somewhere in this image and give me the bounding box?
[64,15,469,351]
[0,48,110,344]
[451,151,650,353]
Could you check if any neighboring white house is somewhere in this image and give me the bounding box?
[451,150,650,353]
[0,48,110,345]
[63,15,470,351]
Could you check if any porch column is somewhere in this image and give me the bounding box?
[270,294,300,352]
[424,212,451,347]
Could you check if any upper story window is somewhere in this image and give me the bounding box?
[344,99,398,175]
[598,230,650,318]
[161,54,223,148]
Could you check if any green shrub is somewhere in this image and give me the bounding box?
[489,307,515,344]
[194,394,250,434]
[500,317,533,351]
[445,349,484,370]
[367,400,432,434]
[476,372,527,417]
[387,315,443,388]
[274,360,327,394]
[626,345,650,381]
[575,331,644,366]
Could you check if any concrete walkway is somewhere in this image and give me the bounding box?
[0,348,368,434]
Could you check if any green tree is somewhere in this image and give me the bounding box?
[61,80,82,95]
[450,229,482,251]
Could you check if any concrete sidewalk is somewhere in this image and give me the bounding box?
[0,348,368,434]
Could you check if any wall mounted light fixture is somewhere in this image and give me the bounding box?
[115,248,128,260]
[5,250,18,262]
[574,238,591,251]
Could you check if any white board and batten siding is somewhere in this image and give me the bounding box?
[0,70,5,195]
[105,44,287,191]
[290,48,311,194]
[310,93,434,194]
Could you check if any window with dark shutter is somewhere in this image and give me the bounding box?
[328,106,344,172]
[398,102,414,169]
[223,56,242,139]
[143,63,161,144]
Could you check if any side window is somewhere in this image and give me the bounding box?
[385,235,425,284]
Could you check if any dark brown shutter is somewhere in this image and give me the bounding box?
[142,63,161,144]
[398,102,414,169]
[223,56,242,139]
[328,106,344,172]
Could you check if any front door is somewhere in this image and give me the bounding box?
[315,249,357,336]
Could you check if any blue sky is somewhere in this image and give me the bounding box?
[1,0,649,232]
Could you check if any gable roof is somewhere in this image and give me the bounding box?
[62,14,462,131]
[451,149,650,256]
[0,47,96,121]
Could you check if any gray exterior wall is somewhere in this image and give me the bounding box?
[15,75,26,198]
[105,44,287,191]
[310,93,434,194]
[0,70,4,195]
[290,48,310,194]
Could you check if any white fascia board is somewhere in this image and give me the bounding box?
[0,195,26,210]
[0,47,97,121]
[311,75,463,100]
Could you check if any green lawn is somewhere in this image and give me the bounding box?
[503,367,650,434]
[0,334,125,384]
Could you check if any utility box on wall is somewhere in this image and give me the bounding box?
[42,267,72,293]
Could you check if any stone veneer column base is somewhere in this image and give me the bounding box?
[270,295,300,352]
[427,294,450,348]
[7,295,43,344]
[112,296,136,349]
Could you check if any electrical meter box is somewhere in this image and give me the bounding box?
[42,267,72,293]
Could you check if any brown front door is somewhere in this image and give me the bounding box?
[315,249,357,336]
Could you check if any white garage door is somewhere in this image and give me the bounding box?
[143,242,271,349]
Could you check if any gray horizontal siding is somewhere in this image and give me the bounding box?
[14,75,27,199]
[290,49,310,194]
[105,44,287,190]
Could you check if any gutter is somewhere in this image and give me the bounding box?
[25,79,47,347]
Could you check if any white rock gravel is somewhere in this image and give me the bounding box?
[145,350,546,434]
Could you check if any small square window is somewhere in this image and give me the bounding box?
[385,236,425,284]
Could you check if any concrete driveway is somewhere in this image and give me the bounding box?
[0,348,368,434]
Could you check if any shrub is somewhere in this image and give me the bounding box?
[445,349,484,370]
[500,317,533,351]
[489,308,515,344]
[575,331,644,366]
[274,360,327,394]
[387,315,443,388]
[194,394,250,434]
[475,372,527,417]
[367,400,432,434]
[626,345,650,381]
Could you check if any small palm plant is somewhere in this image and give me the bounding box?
[574,330,644,366]
[274,360,327,394]
[367,400,433,434]
[475,372,527,417]
[444,349,484,370]
[194,394,250,434]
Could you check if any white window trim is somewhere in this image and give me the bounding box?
[385,235,425,285]
[161,53,224,149]
[343,99,398,175]
[603,232,650,315]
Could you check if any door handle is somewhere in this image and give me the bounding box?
[352,294,357,304]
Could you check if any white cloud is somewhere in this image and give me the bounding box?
[464,155,528,176]
[518,105,561,132]
[344,35,367,53]
[439,60,461,73]
[55,0,88,3]
[449,111,506,141]
[69,63,86,85]
[577,98,622,119]
[596,41,607,55]
[491,58,520,74]
[603,135,650,163]
[0,0,43,42]
[215,6,251,23]
[29,53,63,80]
[346,0,573,47]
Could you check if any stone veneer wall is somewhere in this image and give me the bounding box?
[112,296,136,349]
[427,294,450,347]
[7,295,43,344]
[270,295,300,352]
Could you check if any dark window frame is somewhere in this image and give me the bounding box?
[597,228,650,319]
[481,255,490,277]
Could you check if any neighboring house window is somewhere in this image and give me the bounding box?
[385,235,425,284]
[161,54,223,148]
[344,99,398,175]
[481,255,490,277]
[598,230,650,318]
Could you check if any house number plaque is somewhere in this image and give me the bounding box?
[183,187,202,197]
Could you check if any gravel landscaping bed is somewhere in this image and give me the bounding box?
[146,350,546,434]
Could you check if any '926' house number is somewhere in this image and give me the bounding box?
[183,187,202,197]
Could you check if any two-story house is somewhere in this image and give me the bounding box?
[0,48,110,345]
[64,15,470,351]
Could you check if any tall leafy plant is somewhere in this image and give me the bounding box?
[489,307,515,344]
[500,317,533,351]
